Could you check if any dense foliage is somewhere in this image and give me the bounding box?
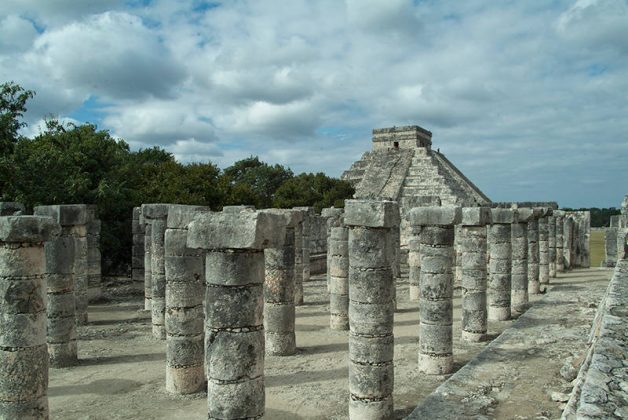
[0,82,354,273]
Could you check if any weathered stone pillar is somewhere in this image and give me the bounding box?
[411,206,460,374]
[0,202,24,215]
[329,223,349,330]
[454,224,462,288]
[293,211,305,305]
[0,215,59,419]
[548,214,557,278]
[408,235,421,302]
[144,221,152,310]
[132,207,145,295]
[460,207,490,342]
[345,200,398,418]
[164,205,209,394]
[538,210,551,290]
[187,209,285,420]
[488,208,513,321]
[86,205,102,302]
[142,204,170,339]
[39,206,89,325]
[294,206,313,286]
[527,211,541,294]
[262,209,302,355]
[555,211,565,272]
[511,208,532,314]
[322,207,344,292]
[563,216,573,270]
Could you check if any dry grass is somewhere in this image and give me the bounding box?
[590,230,606,267]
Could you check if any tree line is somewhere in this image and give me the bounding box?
[0,82,354,273]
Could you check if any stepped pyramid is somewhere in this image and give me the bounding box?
[342,125,490,207]
[342,125,491,279]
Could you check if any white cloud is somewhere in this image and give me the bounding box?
[0,15,39,53]
[2,0,627,207]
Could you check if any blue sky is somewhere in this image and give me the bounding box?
[1,0,627,208]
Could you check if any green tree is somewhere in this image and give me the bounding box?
[0,81,34,155]
[273,172,354,211]
[222,156,293,208]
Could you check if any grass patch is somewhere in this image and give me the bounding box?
[590,230,605,267]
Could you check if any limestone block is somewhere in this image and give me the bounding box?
[344,199,400,228]
[461,207,491,226]
[0,216,60,243]
[187,211,286,250]
[0,202,25,216]
[514,208,534,223]
[409,206,461,226]
[166,205,211,229]
[33,204,87,226]
[490,208,514,224]
[141,203,171,219]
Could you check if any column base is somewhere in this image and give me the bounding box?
[461,330,486,342]
[152,325,166,340]
[349,395,393,420]
[330,315,349,331]
[166,364,205,394]
[408,285,419,302]
[48,341,78,368]
[265,332,296,356]
[418,353,453,375]
[528,280,540,295]
[488,306,510,321]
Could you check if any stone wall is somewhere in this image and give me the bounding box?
[562,259,628,419]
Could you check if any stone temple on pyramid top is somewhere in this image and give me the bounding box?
[341,124,491,208]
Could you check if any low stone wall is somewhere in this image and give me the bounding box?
[562,259,628,419]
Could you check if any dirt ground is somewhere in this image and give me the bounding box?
[47,268,611,419]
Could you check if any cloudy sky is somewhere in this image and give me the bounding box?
[1,0,626,208]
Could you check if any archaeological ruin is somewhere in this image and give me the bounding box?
[0,124,625,419]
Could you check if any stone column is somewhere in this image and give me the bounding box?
[293,213,305,305]
[488,208,513,321]
[86,205,102,302]
[454,224,462,288]
[555,211,565,272]
[548,214,557,278]
[164,205,209,394]
[187,209,285,420]
[144,221,152,311]
[538,210,551,290]
[410,206,460,375]
[459,207,490,342]
[0,201,24,215]
[34,205,87,364]
[563,216,573,270]
[142,204,170,339]
[329,224,349,330]
[0,215,59,419]
[132,207,145,295]
[262,209,302,355]
[511,208,532,314]
[408,237,421,302]
[527,212,540,294]
[322,207,344,292]
[294,206,313,286]
[345,200,398,419]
